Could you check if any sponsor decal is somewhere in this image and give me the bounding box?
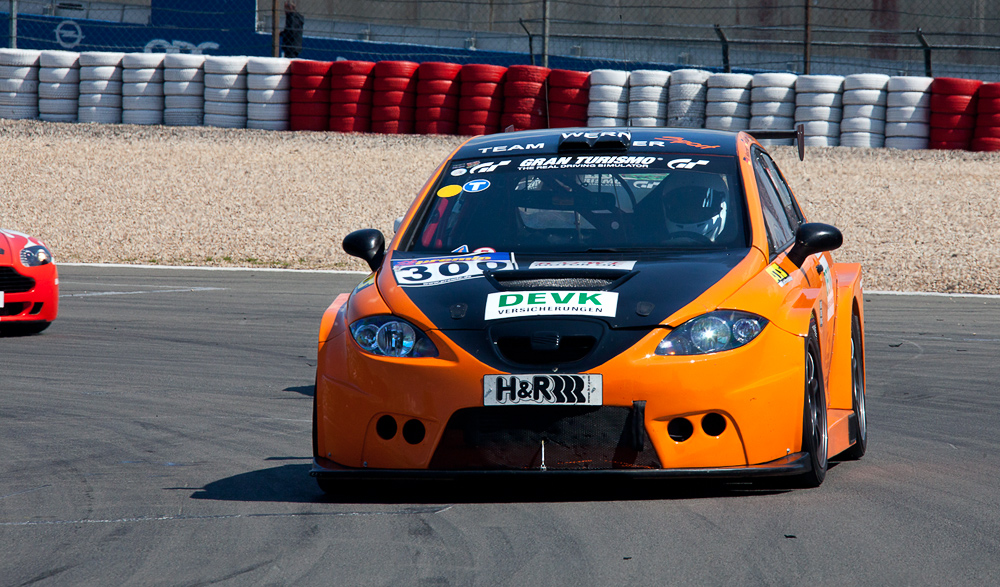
[462,179,491,193]
[818,254,835,322]
[560,130,632,141]
[352,273,375,294]
[476,143,545,154]
[392,253,515,287]
[765,262,792,286]
[450,160,511,176]
[528,260,636,270]
[484,374,603,406]
[631,136,720,150]
[667,158,710,170]
[437,184,463,198]
[450,168,467,176]
[1,291,4,309]
[451,245,470,253]
[484,290,619,320]
[518,155,657,170]
[473,246,496,253]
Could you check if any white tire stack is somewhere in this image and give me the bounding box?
[38,50,80,123]
[587,69,629,127]
[667,68,711,128]
[884,76,933,150]
[750,72,797,144]
[163,53,206,127]
[794,75,844,147]
[203,56,249,128]
[78,52,124,124]
[626,70,669,127]
[840,74,889,148]
[0,48,41,120]
[705,73,752,131]
[246,57,291,131]
[121,53,165,125]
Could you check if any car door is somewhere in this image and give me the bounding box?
[752,148,836,374]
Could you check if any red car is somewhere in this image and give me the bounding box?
[0,229,58,335]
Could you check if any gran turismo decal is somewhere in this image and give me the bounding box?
[484,291,619,320]
[528,260,636,270]
[484,374,603,406]
[667,158,710,170]
[519,155,657,170]
[450,160,511,176]
[392,253,515,287]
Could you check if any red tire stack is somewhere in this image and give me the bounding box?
[971,83,1000,152]
[928,77,983,150]
[415,62,462,135]
[458,64,507,136]
[501,65,552,131]
[547,69,590,128]
[371,61,419,134]
[329,60,375,133]
[290,60,333,132]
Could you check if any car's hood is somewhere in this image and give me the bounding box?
[386,249,753,331]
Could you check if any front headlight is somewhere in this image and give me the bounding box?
[656,310,768,356]
[20,245,53,267]
[349,316,438,358]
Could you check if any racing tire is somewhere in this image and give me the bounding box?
[752,72,797,88]
[842,89,887,106]
[844,73,889,91]
[165,68,204,83]
[751,100,795,117]
[505,65,550,84]
[40,51,79,68]
[707,87,750,103]
[0,49,42,67]
[930,77,983,96]
[888,76,933,93]
[330,61,376,76]
[669,83,707,102]
[751,86,795,102]
[246,57,291,75]
[459,64,506,83]
[122,68,163,84]
[548,69,590,88]
[839,312,868,460]
[708,73,753,88]
[670,68,711,85]
[795,92,843,108]
[122,53,165,69]
[706,101,749,118]
[792,320,828,488]
[80,51,124,67]
[590,84,628,102]
[628,69,670,87]
[705,115,750,131]
[81,66,123,82]
[248,74,291,90]
[590,69,629,86]
[547,87,588,104]
[164,53,206,69]
[795,75,845,93]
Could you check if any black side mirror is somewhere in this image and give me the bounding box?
[786,223,843,267]
[343,229,385,272]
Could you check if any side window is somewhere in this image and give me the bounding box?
[759,153,805,229]
[753,152,795,256]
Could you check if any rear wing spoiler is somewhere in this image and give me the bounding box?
[749,124,805,161]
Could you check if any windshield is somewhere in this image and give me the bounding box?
[406,153,747,254]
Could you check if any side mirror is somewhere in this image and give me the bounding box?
[786,223,842,267]
[343,229,385,272]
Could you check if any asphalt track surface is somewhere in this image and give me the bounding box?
[2,265,999,586]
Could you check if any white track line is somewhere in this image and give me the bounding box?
[59,262,367,275]
[64,287,226,298]
[58,264,1000,299]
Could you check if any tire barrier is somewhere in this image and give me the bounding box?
[929,77,983,150]
[751,72,797,145]
[3,50,999,151]
[0,49,41,120]
[370,60,419,134]
[39,50,80,123]
[457,63,506,136]
[667,68,711,128]
[972,82,1000,152]
[588,69,629,127]
[547,69,589,128]
[501,64,551,132]
[121,52,164,125]
[627,69,669,127]
[415,62,462,135]
[327,60,375,133]
[290,59,332,131]
[246,57,291,131]
[884,76,932,150]
[78,52,124,125]
[163,53,205,127]
[705,73,752,131]
[794,75,844,147]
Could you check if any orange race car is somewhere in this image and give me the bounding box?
[313,126,866,491]
[0,229,58,335]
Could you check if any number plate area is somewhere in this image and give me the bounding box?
[483,374,603,406]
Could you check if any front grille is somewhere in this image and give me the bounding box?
[0,267,35,293]
[496,335,596,365]
[429,406,661,471]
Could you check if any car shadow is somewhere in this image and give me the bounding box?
[188,461,792,504]
[283,384,315,397]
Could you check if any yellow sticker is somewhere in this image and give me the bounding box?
[437,184,463,198]
[766,263,791,286]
